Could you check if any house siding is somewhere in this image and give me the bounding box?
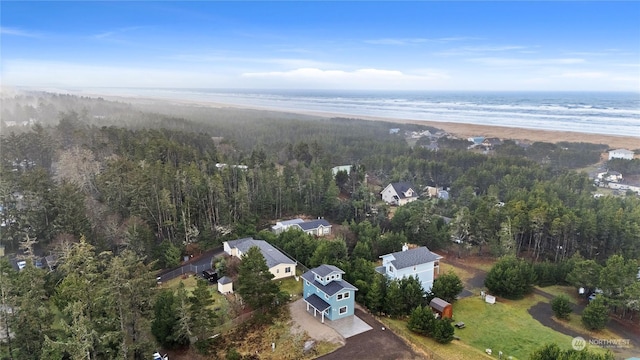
[303,281,355,321]
[271,263,296,280]
[381,255,438,292]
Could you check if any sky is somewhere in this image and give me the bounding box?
[1,1,639,91]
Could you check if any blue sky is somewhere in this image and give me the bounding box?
[2,1,639,91]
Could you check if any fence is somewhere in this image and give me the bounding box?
[157,263,211,283]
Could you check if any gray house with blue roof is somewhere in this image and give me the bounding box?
[377,244,442,292]
[302,264,357,323]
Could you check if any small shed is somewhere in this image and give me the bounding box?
[217,276,233,294]
[429,297,453,319]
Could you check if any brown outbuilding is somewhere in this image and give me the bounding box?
[429,297,453,319]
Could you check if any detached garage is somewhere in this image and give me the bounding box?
[429,297,453,319]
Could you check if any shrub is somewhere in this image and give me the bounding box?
[407,305,435,336]
[581,294,608,330]
[550,295,572,320]
[484,256,536,299]
[430,271,464,303]
[432,318,455,344]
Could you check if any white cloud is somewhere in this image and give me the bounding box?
[468,57,585,66]
[1,60,231,88]
[93,26,147,39]
[241,67,450,89]
[557,71,606,79]
[365,37,474,45]
[0,26,41,38]
[168,54,336,68]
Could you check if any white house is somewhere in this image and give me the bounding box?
[223,237,296,280]
[331,165,352,176]
[381,182,419,206]
[609,149,634,160]
[376,244,442,292]
[271,218,332,237]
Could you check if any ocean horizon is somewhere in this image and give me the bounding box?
[71,88,640,138]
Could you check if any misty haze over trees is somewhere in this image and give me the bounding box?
[0,91,638,358]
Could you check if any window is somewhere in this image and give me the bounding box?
[285,267,291,273]
[339,306,347,315]
[337,292,350,301]
[325,294,329,299]
[305,280,310,286]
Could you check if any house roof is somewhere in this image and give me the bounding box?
[302,265,357,296]
[278,218,305,226]
[381,246,442,270]
[610,149,633,154]
[310,264,344,277]
[298,219,331,231]
[389,182,418,199]
[304,294,331,312]
[429,297,451,312]
[218,276,233,285]
[226,238,296,269]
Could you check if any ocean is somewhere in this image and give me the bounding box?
[84,88,640,138]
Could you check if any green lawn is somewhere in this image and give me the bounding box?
[276,275,303,297]
[535,285,580,304]
[452,295,574,359]
[381,292,613,360]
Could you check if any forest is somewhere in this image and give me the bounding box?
[0,91,638,359]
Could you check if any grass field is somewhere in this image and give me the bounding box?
[535,285,579,303]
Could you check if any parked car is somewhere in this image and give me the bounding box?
[202,269,218,283]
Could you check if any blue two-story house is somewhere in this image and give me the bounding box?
[302,264,358,323]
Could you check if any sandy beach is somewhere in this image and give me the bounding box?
[89,92,640,151]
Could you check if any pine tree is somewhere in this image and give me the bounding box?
[582,294,608,330]
[236,246,280,313]
[551,295,572,320]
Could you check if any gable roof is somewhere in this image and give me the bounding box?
[302,265,357,296]
[429,297,451,312]
[381,246,442,270]
[610,148,633,154]
[226,238,296,268]
[310,264,344,277]
[218,276,233,285]
[389,182,418,199]
[298,219,331,231]
[278,218,305,226]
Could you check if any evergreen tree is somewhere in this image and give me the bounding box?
[236,246,281,314]
[384,280,404,318]
[365,274,386,315]
[551,295,572,320]
[485,256,536,299]
[430,271,464,303]
[190,278,218,344]
[432,318,455,344]
[581,294,608,330]
[407,305,435,336]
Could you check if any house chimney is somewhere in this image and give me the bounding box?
[402,243,409,252]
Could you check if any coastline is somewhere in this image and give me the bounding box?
[76,91,640,151]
